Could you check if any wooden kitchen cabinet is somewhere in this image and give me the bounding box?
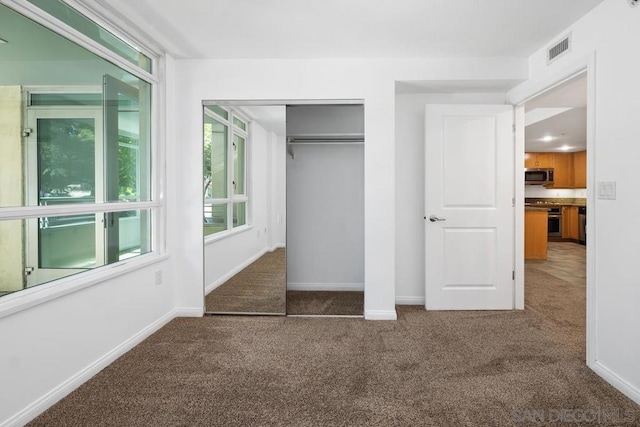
[573,150,587,188]
[524,152,553,169]
[551,153,574,188]
[562,206,580,240]
[524,152,580,188]
[525,209,548,260]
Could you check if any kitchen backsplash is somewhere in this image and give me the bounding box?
[524,186,587,198]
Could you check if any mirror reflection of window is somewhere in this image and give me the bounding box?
[203,106,248,237]
[203,104,286,315]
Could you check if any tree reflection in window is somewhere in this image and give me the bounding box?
[38,118,95,202]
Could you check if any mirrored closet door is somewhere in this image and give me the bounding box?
[203,104,287,315]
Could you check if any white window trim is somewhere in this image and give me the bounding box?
[0,1,166,311]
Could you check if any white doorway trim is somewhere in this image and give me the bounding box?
[508,52,597,368]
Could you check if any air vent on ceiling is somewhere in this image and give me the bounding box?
[547,34,571,65]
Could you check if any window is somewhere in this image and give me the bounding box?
[0,3,158,300]
[25,0,153,72]
[204,106,249,237]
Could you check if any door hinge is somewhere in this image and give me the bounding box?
[512,124,516,133]
[22,128,32,137]
[512,197,515,207]
[24,266,34,276]
[512,270,515,280]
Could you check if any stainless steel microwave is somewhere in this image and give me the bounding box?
[525,168,554,185]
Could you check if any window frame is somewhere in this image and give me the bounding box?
[0,0,166,317]
[204,106,251,242]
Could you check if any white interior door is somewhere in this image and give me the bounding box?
[424,104,514,310]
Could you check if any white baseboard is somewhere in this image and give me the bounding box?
[287,283,364,292]
[174,307,204,318]
[2,309,181,427]
[592,361,640,406]
[205,248,268,295]
[365,309,398,320]
[396,296,425,305]
[270,243,285,251]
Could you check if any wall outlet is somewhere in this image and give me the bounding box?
[154,270,163,285]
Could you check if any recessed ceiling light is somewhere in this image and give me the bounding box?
[559,145,571,151]
[542,136,554,142]
[0,38,7,44]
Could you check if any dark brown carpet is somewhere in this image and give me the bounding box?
[29,269,639,426]
[287,291,364,316]
[205,249,286,314]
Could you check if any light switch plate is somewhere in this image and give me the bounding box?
[597,182,616,200]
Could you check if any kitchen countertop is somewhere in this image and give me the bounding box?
[525,198,586,207]
[525,207,550,212]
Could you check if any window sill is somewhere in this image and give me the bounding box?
[0,251,170,321]
[204,224,253,246]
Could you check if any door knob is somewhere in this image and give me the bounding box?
[429,215,446,222]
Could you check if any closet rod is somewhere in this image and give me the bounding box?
[287,140,364,145]
[287,136,364,145]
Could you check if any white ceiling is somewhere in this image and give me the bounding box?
[235,105,287,136]
[525,73,587,152]
[32,0,594,144]
[90,0,603,59]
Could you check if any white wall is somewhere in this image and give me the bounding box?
[287,143,364,291]
[394,92,508,305]
[286,104,365,136]
[0,257,176,426]
[509,0,640,405]
[204,121,278,293]
[286,105,364,291]
[173,57,528,320]
[524,186,587,198]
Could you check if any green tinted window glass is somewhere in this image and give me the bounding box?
[233,134,245,195]
[104,75,151,203]
[233,202,246,228]
[205,105,229,120]
[0,209,151,297]
[31,93,102,106]
[117,210,151,260]
[233,116,247,131]
[204,203,228,235]
[204,115,228,199]
[26,0,152,72]
[39,213,97,268]
[37,118,96,203]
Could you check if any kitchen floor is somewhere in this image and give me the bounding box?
[526,242,586,286]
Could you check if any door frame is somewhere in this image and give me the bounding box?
[508,53,596,367]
